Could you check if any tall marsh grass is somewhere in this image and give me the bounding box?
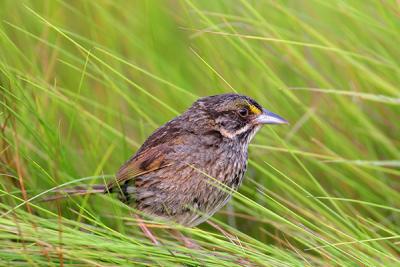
[0,1,399,266]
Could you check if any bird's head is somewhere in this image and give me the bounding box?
[189,94,287,142]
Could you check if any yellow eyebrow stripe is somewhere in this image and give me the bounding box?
[249,104,262,115]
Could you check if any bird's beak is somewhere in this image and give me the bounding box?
[254,108,288,125]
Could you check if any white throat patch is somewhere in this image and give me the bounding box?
[219,124,253,139]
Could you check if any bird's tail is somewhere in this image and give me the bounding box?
[43,184,107,202]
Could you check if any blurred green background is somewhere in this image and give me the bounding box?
[0,1,399,266]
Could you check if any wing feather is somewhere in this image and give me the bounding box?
[107,144,174,191]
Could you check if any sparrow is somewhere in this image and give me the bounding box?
[53,94,287,227]
[109,93,287,227]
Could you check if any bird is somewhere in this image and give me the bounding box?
[50,94,287,228]
[108,93,287,227]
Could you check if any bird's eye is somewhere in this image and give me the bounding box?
[238,108,248,117]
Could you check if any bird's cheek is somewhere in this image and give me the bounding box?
[219,128,236,139]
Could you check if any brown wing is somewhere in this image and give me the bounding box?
[107,144,174,192]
